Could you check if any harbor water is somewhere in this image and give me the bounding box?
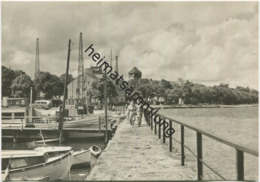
[2,107,258,180]
[159,107,258,180]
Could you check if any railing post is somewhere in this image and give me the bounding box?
[197,132,203,180]
[98,116,101,132]
[147,113,150,126]
[20,119,23,131]
[154,116,157,135]
[181,125,185,166]
[147,112,150,127]
[169,120,172,152]
[236,149,244,181]
[163,119,166,143]
[151,114,153,130]
[158,119,161,139]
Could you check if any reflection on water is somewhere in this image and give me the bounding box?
[159,107,258,180]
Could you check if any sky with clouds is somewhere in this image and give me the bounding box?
[2,1,258,89]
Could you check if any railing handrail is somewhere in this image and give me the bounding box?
[159,114,258,157]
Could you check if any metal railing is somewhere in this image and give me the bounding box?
[144,110,258,181]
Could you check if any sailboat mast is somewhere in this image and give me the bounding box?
[59,39,71,144]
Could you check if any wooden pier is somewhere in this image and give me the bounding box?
[2,127,112,140]
[86,110,258,181]
[86,118,196,180]
[2,115,121,141]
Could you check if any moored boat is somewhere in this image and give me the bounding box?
[34,145,102,167]
[10,176,50,181]
[2,150,73,181]
[33,116,114,129]
[72,146,102,166]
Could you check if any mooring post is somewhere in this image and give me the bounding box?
[99,116,101,132]
[20,119,23,131]
[29,87,33,123]
[13,133,17,143]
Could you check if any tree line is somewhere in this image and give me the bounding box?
[2,66,73,100]
[2,66,258,105]
[127,78,258,105]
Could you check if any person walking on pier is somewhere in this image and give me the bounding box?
[136,103,143,127]
[127,100,136,125]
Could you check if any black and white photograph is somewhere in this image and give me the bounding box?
[1,1,259,181]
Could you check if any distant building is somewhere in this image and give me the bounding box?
[85,67,103,79]
[67,66,126,107]
[67,67,99,100]
[178,98,183,105]
[111,87,126,105]
[128,67,142,80]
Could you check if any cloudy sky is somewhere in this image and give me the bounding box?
[2,1,258,89]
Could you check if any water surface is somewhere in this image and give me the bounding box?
[159,107,258,180]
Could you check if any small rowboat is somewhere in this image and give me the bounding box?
[34,145,102,167]
[72,146,102,166]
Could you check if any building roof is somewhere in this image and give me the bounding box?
[72,71,98,82]
[85,72,98,79]
[128,67,141,74]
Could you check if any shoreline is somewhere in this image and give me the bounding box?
[152,104,258,109]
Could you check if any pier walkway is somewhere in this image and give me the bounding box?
[86,119,196,180]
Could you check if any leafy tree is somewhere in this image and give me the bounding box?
[34,72,63,99]
[166,91,175,104]
[219,83,229,88]
[128,79,139,90]
[59,73,74,85]
[236,86,250,93]
[251,89,258,95]
[182,81,194,104]
[160,79,173,89]
[14,70,26,77]
[91,75,118,105]
[2,66,15,97]
[191,86,201,104]
[10,74,34,98]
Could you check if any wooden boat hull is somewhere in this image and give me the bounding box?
[8,176,50,181]
[34,117,114,129]
[3,152,73,181]
[72,150,91,166]
[72,146,102,166]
